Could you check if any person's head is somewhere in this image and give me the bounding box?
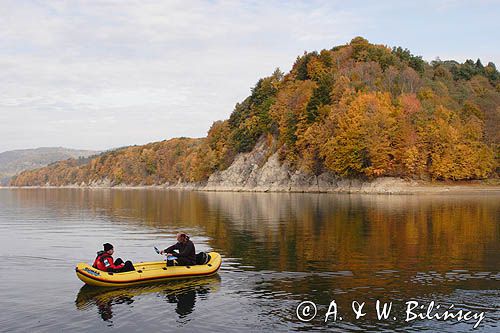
[176,233,189,243]
[103,243,114,254]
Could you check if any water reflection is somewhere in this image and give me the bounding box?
[8,189,499,274]
[3,189,499,331]
[75,276,221,324]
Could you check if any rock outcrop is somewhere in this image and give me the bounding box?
[203,138,420,193]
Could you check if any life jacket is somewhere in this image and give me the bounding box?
[92,250,118,271]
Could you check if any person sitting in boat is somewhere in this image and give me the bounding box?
[160,233,196,266]
[93,243,135,272]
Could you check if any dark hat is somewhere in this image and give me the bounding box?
[103,243,113,251]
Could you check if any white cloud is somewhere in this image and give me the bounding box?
[0,1,366,152]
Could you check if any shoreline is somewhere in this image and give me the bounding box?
[2,178,500,195]
[5,140,499,196]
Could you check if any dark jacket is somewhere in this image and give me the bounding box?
[164,240,196,264]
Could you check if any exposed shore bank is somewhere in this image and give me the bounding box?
[2,177,500,195]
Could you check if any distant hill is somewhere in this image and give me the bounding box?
[0,147,100,185]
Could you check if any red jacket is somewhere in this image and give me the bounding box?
[93,251,124,271]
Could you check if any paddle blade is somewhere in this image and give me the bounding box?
[154,246,160,254]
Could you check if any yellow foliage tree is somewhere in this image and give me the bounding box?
[426,106,494,180]
[322,92,398,177]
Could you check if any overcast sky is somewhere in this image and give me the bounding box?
[1,0,499,153]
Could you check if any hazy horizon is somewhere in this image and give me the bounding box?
[0,146,102,155]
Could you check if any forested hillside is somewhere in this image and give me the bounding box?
[11,37,499,186]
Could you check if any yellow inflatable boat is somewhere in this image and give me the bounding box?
[75,252,222,287]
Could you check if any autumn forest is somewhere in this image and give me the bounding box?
[11,37,500,186]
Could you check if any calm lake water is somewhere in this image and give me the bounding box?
[0,188,498,332]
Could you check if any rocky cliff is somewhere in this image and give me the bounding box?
[202,138,420,193]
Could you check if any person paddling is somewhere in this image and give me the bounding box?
[160,233,196,266]
[93,243,135,272]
